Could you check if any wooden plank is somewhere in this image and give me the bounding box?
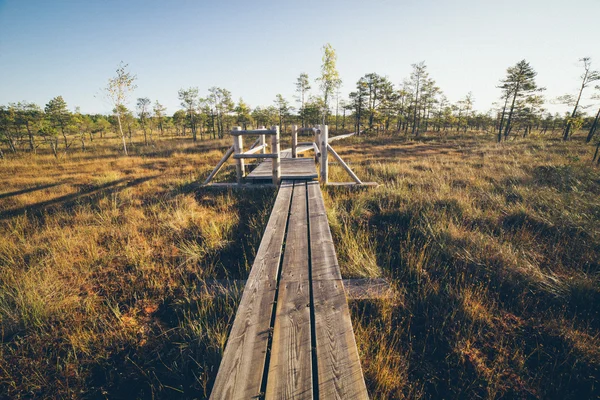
[247,159,317,180]
[202,145,235,185]
[307,181,341,281]
[243,143,268,155]
[343,278,393,300]
[210,181,294,400]
[199,278,394,300]
[266,181,313,400]
[234,153,278,159]
[327,132,356,142]
[306,179,369,398]
[327,144,362,184]
[203,183,277,189]
[326,182,379,187]
[231,129,277,135]
[313,279,369,400]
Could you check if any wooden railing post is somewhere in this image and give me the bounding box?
[271,125,281,185]
[292,125,298,158]
[232,126,245,185]
[259,125,266,154]
[320,124,328,183]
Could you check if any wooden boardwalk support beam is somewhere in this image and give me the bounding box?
[327,144,362,184]
[202,145,234,186]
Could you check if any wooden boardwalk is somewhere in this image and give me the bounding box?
[246,158,318,181]
[210,179,368,400]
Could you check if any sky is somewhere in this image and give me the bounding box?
[1,0,599,116]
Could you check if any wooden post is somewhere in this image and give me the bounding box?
[320,125,328,183]
[314,127,321,163]
[232,126,245,185]
[259,125,266,154]
[292,125,298,158]
[271,125,281,185]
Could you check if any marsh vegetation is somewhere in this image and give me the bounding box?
[1,129,598,399]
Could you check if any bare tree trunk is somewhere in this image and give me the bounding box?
[503,87,519,140]
[593,140,600,163]
[411,81,420,136]
[46,137,58,158]
[586,107,600,143]
[25,123,35,152]
[564,74,587,141]
[6,132,16,153]
[117,114,128,156]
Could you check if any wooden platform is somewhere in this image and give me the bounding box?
[246,158,318,181]
[210,180,368,400]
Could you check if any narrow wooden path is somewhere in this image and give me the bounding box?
[210,178,368,400]
[246,158,318,181]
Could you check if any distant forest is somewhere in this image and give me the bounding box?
[1,45,599,159]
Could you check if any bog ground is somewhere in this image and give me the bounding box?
[1,133,599,399]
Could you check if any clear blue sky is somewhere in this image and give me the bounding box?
[1,0,599,115]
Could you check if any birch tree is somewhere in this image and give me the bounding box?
[105,62,137,155]
[316,44,341,124]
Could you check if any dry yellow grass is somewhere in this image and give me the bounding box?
[1,131,599,398]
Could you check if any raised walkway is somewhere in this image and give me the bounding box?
[210,178,368,399]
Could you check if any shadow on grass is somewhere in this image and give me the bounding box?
[81,183,277,399]
[338,189,600,398]
[0,176,159,220]
[0,182,70,200]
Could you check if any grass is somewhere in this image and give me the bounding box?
[0,131,599,398]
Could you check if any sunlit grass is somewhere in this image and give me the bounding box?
[1,132,599,398]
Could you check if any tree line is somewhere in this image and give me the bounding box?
[1,45,600,160]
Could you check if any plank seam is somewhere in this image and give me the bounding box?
[258,181,295,399]
[306,180,320,400]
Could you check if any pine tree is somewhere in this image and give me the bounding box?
[499,60,541,140]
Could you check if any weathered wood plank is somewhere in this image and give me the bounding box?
[313,279,369,400]
[326,182,379,187]
[307,181,341,281]
[210,181,294,400]
[231,129,278,135]
[327,132,356,142]
[266,181,313,399]
[247,158,317,180]
[198,278,394,301]
[327,144,362,184]
[306,179,369,399]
